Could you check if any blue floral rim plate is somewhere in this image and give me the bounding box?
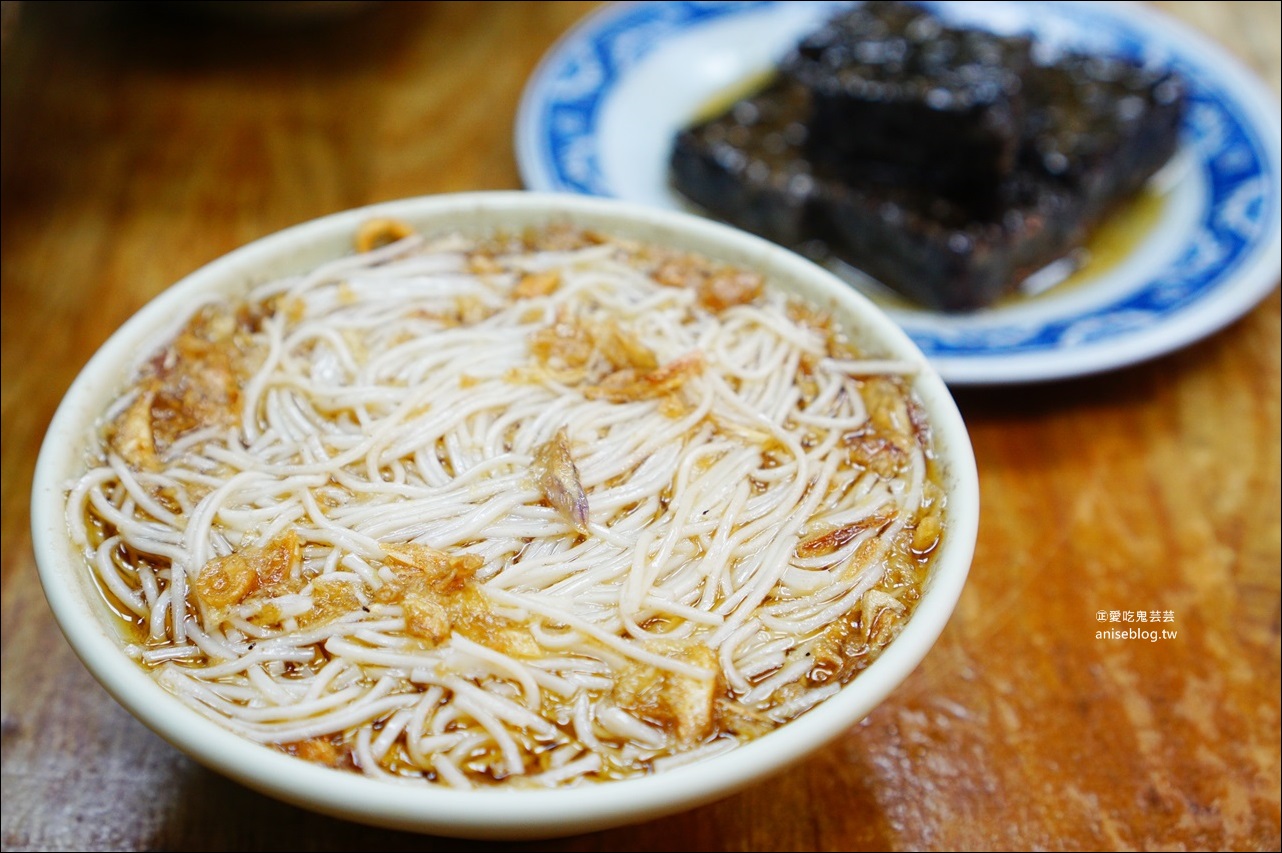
[516,1,1281,385]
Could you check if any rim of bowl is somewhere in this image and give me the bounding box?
[30,190,979,839]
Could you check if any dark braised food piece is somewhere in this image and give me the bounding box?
[671,81,1086,312]
[824,56,1186,311]
[1021,54,1186,216]
[670,83,821,252]
[819,171,1089,312]
[668,4,1187,312]
[783,0,1032,209]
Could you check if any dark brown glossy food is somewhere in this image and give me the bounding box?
[669,1,1187,311]
[785,0,1031,208]
[1020,54,1185,210]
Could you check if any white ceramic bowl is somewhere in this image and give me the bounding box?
[31,191,979,839]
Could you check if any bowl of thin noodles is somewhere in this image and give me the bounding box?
[31,191,978,838]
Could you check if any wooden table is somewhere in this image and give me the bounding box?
[2,2,1278,849]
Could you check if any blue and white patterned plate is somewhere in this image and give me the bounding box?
[516,1,1281,385]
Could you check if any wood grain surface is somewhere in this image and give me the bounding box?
[2,2,1278,850]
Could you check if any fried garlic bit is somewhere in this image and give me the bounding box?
[533,427,590,535]
[354,217,415,253]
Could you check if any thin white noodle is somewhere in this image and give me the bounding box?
[68,228,939,789]
[650,737,740,774]
[445,634,542,712]
[94,537,146,617]
[526,754,602,787]
[483,588,716,680]
[433,753,473,790]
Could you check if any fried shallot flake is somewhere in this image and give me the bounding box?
[843,431,909,479]
[796,509,895,558]
[194,553,258,609]
[108,383,161,471]
[594,320,658,372]
[532,427,590,534]
[613,643,720,746]
[293,737,342,766]
[912,508,942,555]
[194,531,302,609]
[584,351,704,403]
[514,270,561,299]
[381,543,483,592]
[806,587,908,688]
[106,304,262,473]
[650,253,764,313]
[298,578,363,627]
[376,544,535,650]
[529,312,595,380]
[355,217,415,253]
[402,592,452,643]
[282,736,352,769]
[697,269,764,313]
